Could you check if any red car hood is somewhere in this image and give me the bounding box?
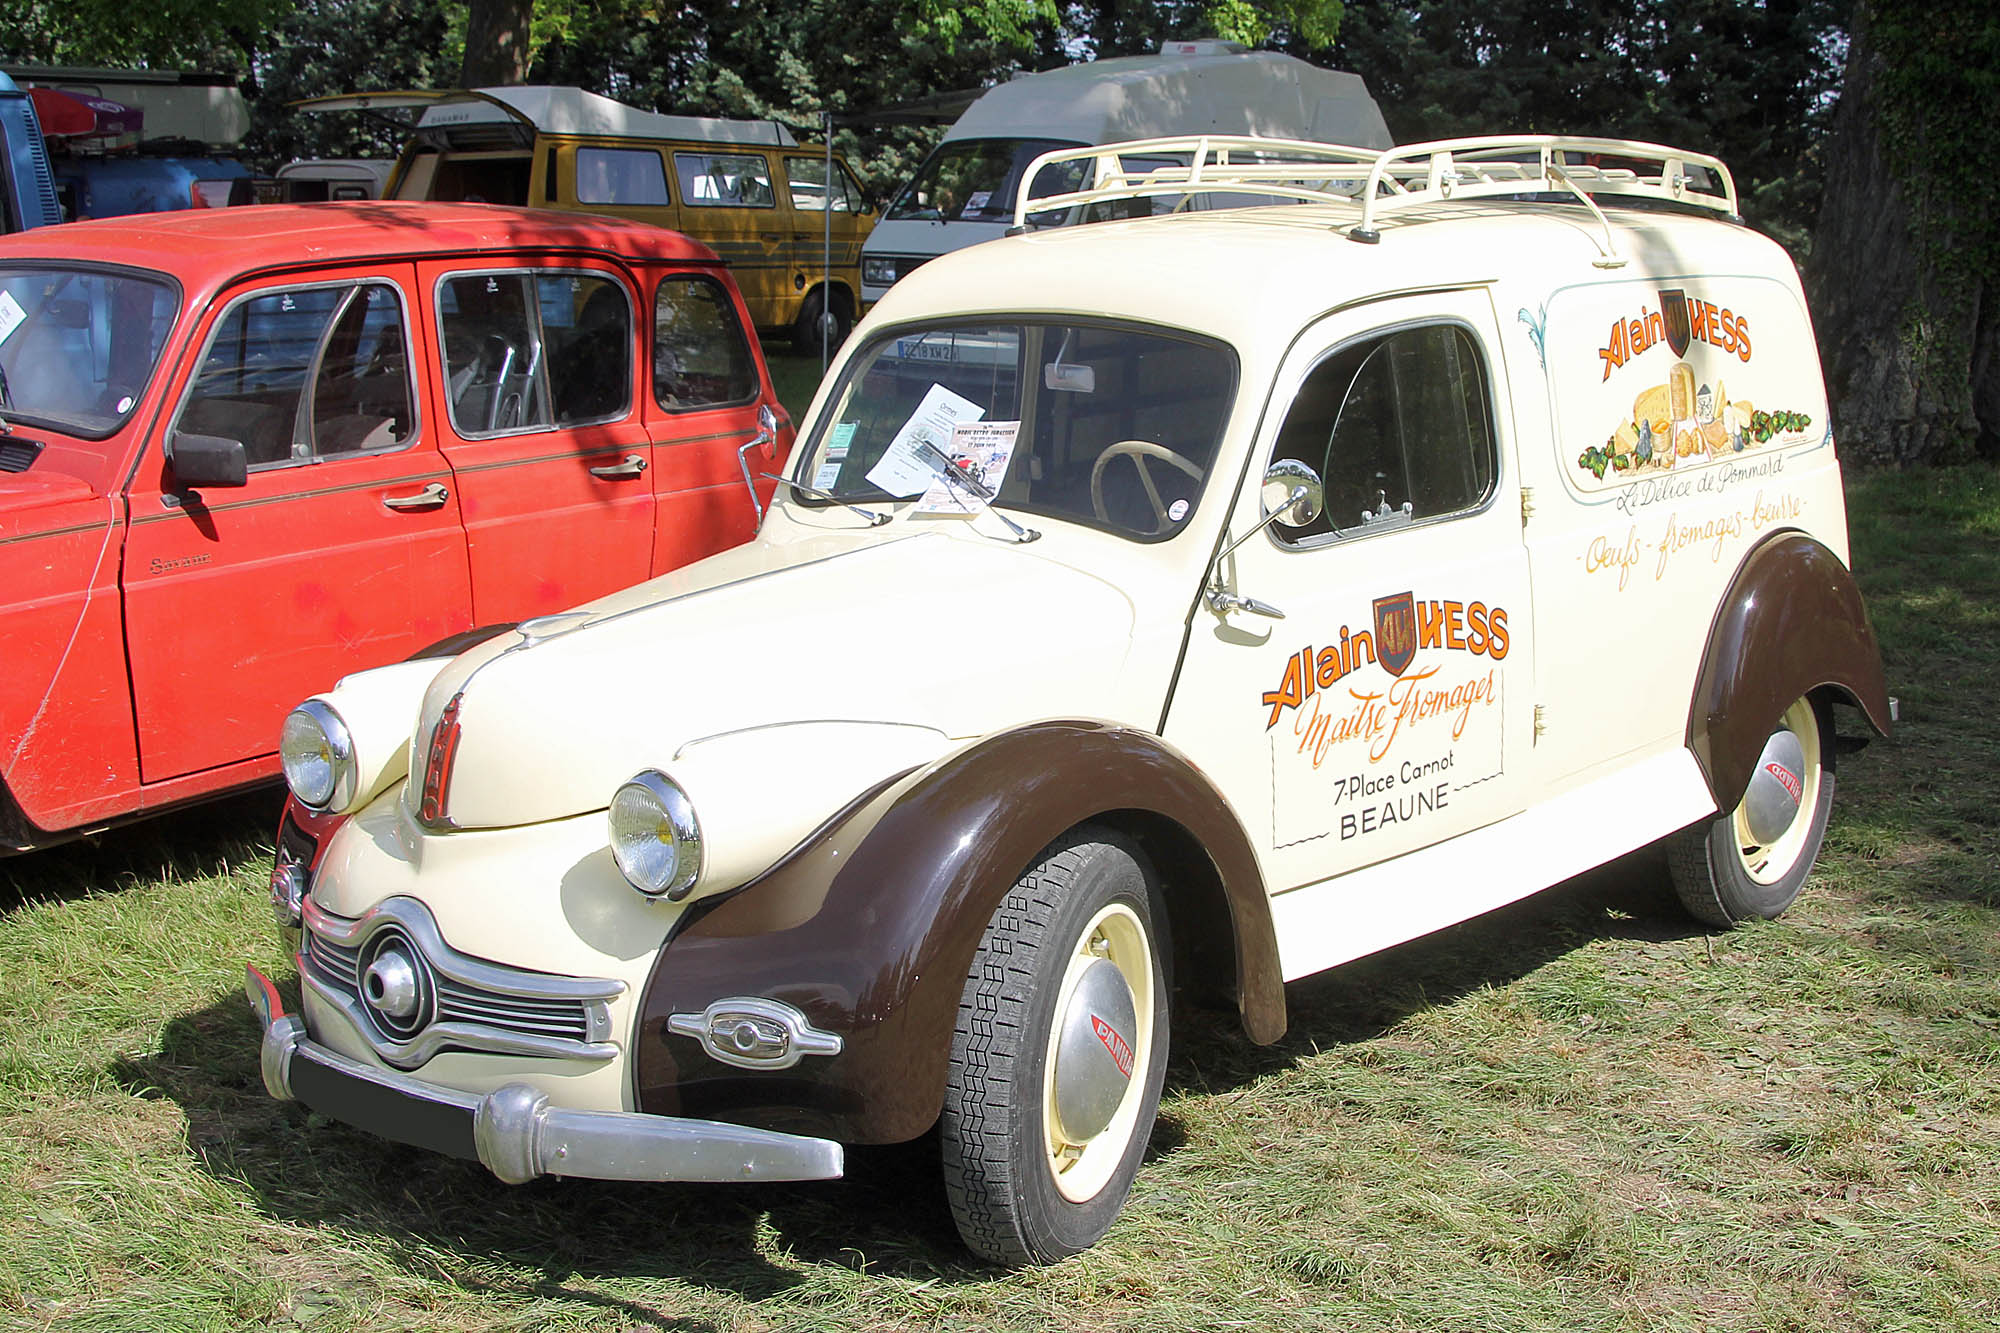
[0,470,96,518]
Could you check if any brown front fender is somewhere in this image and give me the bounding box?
[633,719,1284,1144]
[1689,532,1892,811]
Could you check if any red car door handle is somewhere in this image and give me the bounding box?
[382,482,449,511]
[588,453,647,480]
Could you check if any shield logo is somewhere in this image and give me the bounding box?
[1659,288,1692,358]
[1372,591,1418,678]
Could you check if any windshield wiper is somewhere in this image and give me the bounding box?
[761,473,892,526]
[913,438,1040,543]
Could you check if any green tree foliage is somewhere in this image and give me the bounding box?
[1810,0,2000,463]
[0,0,286,68]
[1326,0,1846,251]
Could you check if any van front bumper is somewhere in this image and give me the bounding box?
[246,965,844,1185]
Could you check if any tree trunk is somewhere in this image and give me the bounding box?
[1809,4,1996,464]
[461,0,534,87]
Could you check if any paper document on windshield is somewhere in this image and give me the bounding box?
[915,420,1022,515]
[0,291,25,347]
[864,383,985,497]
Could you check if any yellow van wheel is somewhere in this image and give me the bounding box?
[791,288,852,357]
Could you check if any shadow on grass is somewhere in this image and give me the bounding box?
[114,987,977,1314]
[0,785,284,912]
[1167,845,1702,1094]
[110,840,1698,1309]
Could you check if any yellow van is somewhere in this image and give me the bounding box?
[299,86,874,352]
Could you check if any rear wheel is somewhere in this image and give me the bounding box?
[1668,694,1835,926]
[942,829,1169,1265]
[790,287,852,357]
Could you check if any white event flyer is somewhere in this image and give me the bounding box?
[0,291,25,346]
[864,383,985,497]
[916,420,1022,515]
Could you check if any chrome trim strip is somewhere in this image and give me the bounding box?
[304,896,623,1002]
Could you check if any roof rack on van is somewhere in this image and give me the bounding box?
[1014,134,1738,266]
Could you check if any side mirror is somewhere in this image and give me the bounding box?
[1261,458,1324,529]
[737,403,781,524]
[170,433,249,488]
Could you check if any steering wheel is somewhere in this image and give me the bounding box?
[1090,439,1204,533]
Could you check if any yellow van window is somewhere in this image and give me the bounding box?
[674,152,775,209]
[785,157,861,212]
[577,148,670,206]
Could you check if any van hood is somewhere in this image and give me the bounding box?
[419,531,1141,829]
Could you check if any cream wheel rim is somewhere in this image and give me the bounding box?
[1732,697,1823,886]
[1041,901,1156,1204]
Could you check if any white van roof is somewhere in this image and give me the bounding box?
[424,87,797,146]
[945,45,1392,150]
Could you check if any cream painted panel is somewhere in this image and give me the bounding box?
[313,794,682,980]
[1516,264,1851,789]
[1271,746,1715,981]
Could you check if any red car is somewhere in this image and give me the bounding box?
[0,203,791,852]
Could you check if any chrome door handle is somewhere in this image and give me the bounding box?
[589,453,647,480]
[382,481,449,511]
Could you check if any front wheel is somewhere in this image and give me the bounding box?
[942,829,1170,1265]
[1668,694,1835,926]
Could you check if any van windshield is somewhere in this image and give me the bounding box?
[0,267,179,438]
[795,319,1236,543]
[885,138,1083,223]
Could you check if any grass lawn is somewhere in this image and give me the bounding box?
[3,463,1996,1331]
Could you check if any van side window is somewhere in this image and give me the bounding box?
[576,148,670,206]
[1269,324,1496,543]
[675,152,775,209]
[785,157,863,212]
[439,270,633,436]
[654,274,757,410]
[177,281,415,467]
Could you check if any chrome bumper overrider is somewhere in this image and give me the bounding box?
[246,965,844,1185]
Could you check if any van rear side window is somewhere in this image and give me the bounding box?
[577,148,670,206]
[674,152,774,209]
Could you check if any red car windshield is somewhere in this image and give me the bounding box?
[0,267,179,438]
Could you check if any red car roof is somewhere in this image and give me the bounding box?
[0,203,725,289]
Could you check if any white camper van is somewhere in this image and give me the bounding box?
[859,41,1392,307]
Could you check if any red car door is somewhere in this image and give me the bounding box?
[426,258,657,622]
[121,265,475,783]
[645,268,785,571]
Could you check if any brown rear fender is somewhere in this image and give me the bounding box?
[1689,532,1892,811]
[633,719,1284,1144]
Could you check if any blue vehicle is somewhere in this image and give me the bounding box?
[0,72,62,232]
[52,151,254,220]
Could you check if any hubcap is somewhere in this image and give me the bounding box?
[1051,958,1139,1144]
[1041,902,1155,1203]
[1732,698,1822,885]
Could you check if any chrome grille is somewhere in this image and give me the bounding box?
[436,977,590,1042]
[300,896,622,1068]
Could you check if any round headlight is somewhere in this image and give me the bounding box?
[280,700,355,811]
[609,769,703,899]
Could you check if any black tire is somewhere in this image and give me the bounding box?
[790,287,852,357]
[942,828,1170,1266]
[1667,694,1836,927]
